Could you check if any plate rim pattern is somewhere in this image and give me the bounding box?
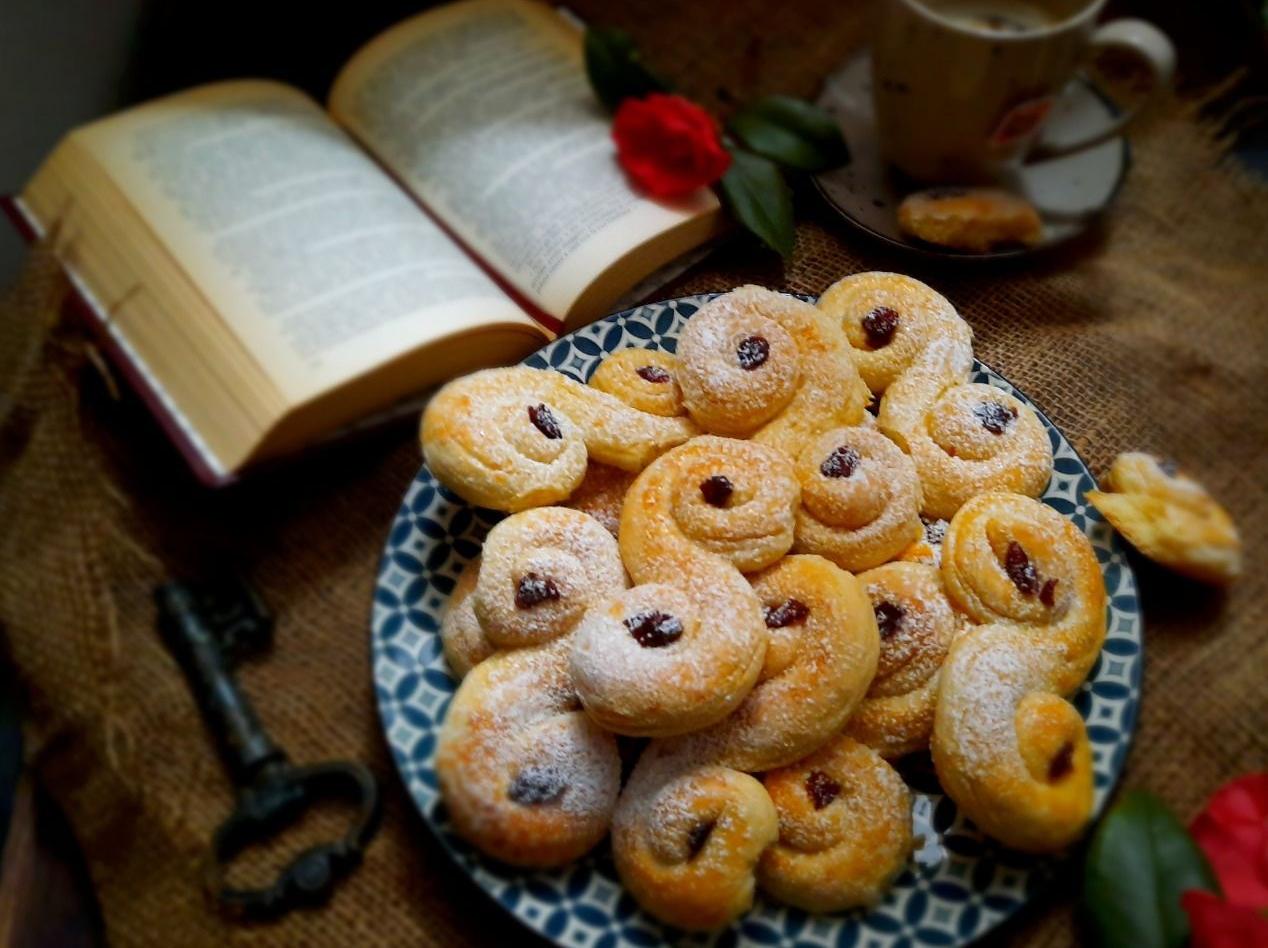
[371,294,1143,948]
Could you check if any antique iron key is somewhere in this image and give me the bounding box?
[155,579,382,921]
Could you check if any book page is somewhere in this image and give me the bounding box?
[75,80,539,401]
[329,0,720,323]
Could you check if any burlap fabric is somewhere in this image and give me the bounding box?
[2,2,1266,945]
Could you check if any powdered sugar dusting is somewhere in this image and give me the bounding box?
[678,555,880,772]
[860,563,960,699]
[436,641,621,866]
[589,348,686,418]
[440,554,493,679]
[878,364,1052,519]
[607,738,779,929]
[570,437,799,738]
[565,462,637,538]
[941,492,1107,694]
[928,544,1102,857]
[676,286,869,459]
[844,562,965,759]
[793,426,924,572]
[422,366,697,513]
[757,736,913,911]
[934,627,1050,775]
[427,278,1115,899]
[676,288,802,436]
[817,271,973,395]
[475,507,627,649]
[930,623,1095,854]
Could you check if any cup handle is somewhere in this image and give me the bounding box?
[1029,18,1175,162]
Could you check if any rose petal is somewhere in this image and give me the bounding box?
[1182,890,1268,948]
[1191,773,1268,910]
[612,93,730,199]
[1213,776,1268,825]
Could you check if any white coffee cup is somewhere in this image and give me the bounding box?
[871,0,1175,182]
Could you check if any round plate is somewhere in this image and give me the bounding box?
[372,296,1142,948]
[813,51,1129,260]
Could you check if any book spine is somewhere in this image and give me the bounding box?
[1,194,234,489]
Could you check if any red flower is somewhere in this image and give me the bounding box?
[612,94,730,199]
[1190,773,1268,910]
[1182,890,1268,948]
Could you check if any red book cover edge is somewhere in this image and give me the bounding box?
[3,193,235,487]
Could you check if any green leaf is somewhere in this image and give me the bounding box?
[719,148,795,257]
[728,95,850,171]
[1083,790,1220,948]
[583,27,668,111]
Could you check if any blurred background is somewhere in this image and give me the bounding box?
[2,0,1266,283]
[0,1,1265,945]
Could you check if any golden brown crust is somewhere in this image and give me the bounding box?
[941,492,1106,696]
[421,366,698,512]
[428,273,1121,909]
[472,507,627,650]
[675,286,870,459]
[564,462,637,539]
[1086,452,1241,585]
[680,555,879,772]
[896,516,949,567]
[612,743,778,930]
[589,348,685,417]
[570,437,800,737]
[439,555,493,679]
[898,188,1043,253]
[758,736,913,912]
[931,626,1094,853]
[845,562,964,759]
[878,345,1053,519]
[792,426,924,571]
[436,641,622,867]
[816,272,973,395]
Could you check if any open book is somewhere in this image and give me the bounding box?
[15,0,723,485]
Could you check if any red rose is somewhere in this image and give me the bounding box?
[1190,773,1268,910]
[612,93,731,199]
[1182,890,1268,948]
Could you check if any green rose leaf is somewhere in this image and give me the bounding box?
[719,148,795,258]
[1083,790,1220,948]
[584,27,668,112]
[728,95,850,171]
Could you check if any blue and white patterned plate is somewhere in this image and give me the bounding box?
[372,295,1142,948]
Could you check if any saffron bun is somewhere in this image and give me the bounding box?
[1086,452,1241,585]
[897,187,1043,253]
[565,462,637,538]
[439,555,493,679]
[940,491,1107,696]
[435,639,622,867]
[426,275,1122,912]
[878,343,1053,519]
[931,625,1094,853]
[473,507,627,650]
[674,285,870,460]
[589,348,685,417]
[682,554,879,773]
[897,516,950,567]
[611,742,778,930]
[758,736,914,912]
[421,365,698,512]
[844,561,964,759]
[792,426,924,572]
[570,437,800,737]
[816,271,973,395]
